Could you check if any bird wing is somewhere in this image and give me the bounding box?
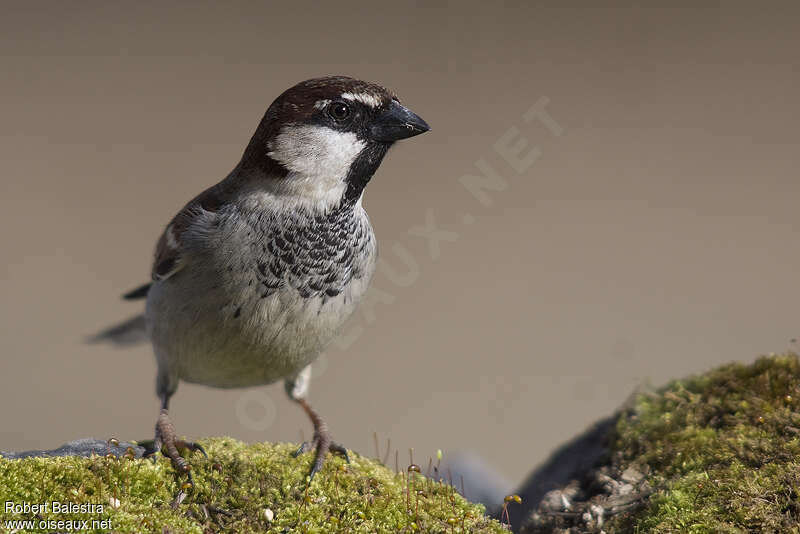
[120,182,227,300]
[152,220,185,280]
[152,182,226,281]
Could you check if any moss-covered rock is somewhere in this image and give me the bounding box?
[524,353,800,533]
[0,438,507,533]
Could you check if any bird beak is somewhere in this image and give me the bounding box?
[370,100,430,142]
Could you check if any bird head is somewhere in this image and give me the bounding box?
[239,76,430,210]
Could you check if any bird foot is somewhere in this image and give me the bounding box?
[293,428,350,481]
[143,408,206,485]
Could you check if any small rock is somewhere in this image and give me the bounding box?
[593,471,618,493]
[589,504,604,527]
[618,483,635,496]
[540,489,567,512]
[621,466,644,484]
[539,480,580,513]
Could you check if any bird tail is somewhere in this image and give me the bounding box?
[87,314,148,347]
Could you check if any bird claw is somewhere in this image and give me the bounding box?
[146,409,205,480]
[139,439,159,458]
[175,439,208,458]
[294,432,350,480]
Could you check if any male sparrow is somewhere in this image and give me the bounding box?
[94,76,429,480]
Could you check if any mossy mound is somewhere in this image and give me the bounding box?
[0,438,507,533]
[525,353,800,533]
[615,353,800,532]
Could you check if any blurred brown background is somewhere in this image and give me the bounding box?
[1,1,798,489]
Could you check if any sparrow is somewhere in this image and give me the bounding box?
[93,76,430,481]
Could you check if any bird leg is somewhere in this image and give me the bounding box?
[292,398,350,480]
[143,407,206,485]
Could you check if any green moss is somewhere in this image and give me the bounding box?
[610,353,800,532]
[0,439,506,533]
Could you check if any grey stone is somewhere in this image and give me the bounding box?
[496,414,618,532]
[0,438,146,459]
[621,466,644,484]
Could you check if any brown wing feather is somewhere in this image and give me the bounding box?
[152,224,182,280]
[151,182,227,281]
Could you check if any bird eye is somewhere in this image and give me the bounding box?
[327,101,351,121]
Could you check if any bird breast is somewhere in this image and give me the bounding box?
[147,199,377,388]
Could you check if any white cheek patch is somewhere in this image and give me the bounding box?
[266,124,366,210]
[341,92,382,109]
[268,124,365,180]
